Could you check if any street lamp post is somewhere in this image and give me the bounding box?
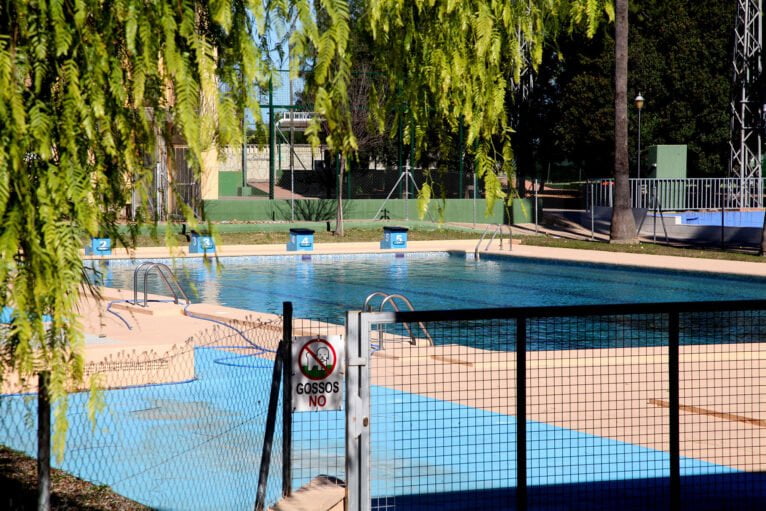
[634,93,645,179]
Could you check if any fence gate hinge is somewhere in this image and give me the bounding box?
[348,356,367,367]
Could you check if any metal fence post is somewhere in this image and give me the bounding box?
[346,311,371,511]
[473,171,478,225]
[720,206,725,250]
[668,311,680,509]
[590,182,595,240]
[255,328,287,510]
[268,79,275,200]
[282,302,293,498]
[534,180,539,234]
[516,317,527,511]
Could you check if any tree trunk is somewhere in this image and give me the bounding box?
[610,0,638,244]
[335,156,345,236]
[37,372,51,511]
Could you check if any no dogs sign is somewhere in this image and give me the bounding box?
[292,335,344,412]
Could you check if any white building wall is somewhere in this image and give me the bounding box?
[218,145,321,181]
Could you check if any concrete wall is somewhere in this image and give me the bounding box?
[218,145,320,181]
[203,198,505,223]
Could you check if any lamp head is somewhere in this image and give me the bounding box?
[634,93,645,110]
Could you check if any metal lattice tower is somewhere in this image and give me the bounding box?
[730,0,763,208]
[514,30,534,101]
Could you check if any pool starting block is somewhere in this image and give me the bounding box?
[381,226,408,249]
[85,237,111,256]
[189,234,215,254]
[288,228,315,251]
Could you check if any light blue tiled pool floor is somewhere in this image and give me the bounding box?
[0,348,736,510]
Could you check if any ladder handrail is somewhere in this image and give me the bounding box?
[474,224,513,260]
[362,292,433,346]
[132,262,190,307]
[363,291,390,312]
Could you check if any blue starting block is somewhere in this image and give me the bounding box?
[189,234,215,254]
[85,237,111,256]
[381,226,408,249]
[287,228,315,251]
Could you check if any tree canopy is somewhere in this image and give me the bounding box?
[0,0,614,463]
[0,0,347,459]
[514,0,734,182]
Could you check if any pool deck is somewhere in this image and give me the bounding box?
[94,237,766,277]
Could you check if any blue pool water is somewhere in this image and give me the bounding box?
[94,252,766,323]
[0,348,737,510]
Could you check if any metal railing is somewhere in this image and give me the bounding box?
[362,292,433,346]
[586,177,764,211]
[474,223,513,259]
[275,111,320,129]
[132,262,190,307]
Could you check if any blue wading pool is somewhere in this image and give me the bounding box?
[677,210,765,227]
[1,253,763,510]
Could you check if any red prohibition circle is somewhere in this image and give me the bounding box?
[298,338,338,380]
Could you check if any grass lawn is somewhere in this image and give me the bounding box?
[117,221,485,247]
[518,236,766,263]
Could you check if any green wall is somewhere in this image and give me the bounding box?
[647,145,687,179]
[510,198,543,224]
[218,171,242,196]
[203,198,505,223]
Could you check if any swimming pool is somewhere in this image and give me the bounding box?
[95,252,766,323]
[3,253,762,510]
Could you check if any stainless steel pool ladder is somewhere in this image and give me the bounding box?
[363,292,434,346]
[474,223,512,260]
[132,262,190,307]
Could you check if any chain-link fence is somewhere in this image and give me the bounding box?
[347,301,766,511]
[0,315,285,510]
[289,167,477,201]
[253,306,346,510]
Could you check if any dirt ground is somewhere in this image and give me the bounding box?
[0,446,149,511]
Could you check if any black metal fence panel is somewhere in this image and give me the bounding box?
[362,302,766,511]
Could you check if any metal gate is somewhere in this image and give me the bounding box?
[171,146,201,219]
